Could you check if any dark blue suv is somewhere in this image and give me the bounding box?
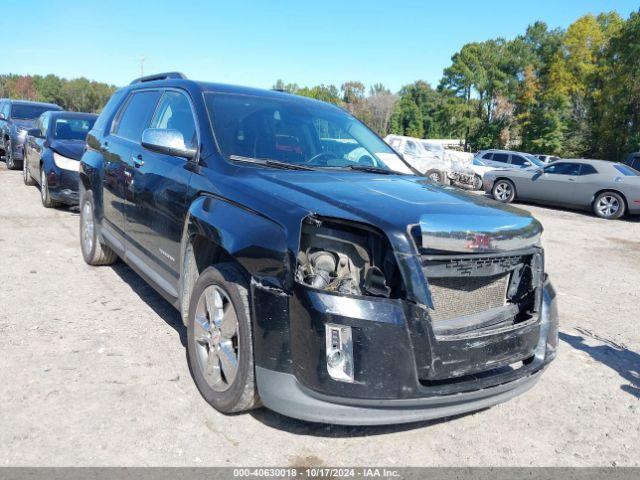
[0,98,62,169]
[79,73,558,425]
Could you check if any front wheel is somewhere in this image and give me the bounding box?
[23,157,35,185]
[593,192,625,220]
[425,169,447,184]
[40,166,59,208]
[5,139,17,170]
[187,263,260,414]
[79,189,118,265]
[473,175,483,190]
[492,179,516,203]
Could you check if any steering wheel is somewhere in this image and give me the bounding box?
[304,152,337,166]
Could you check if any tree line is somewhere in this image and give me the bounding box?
[0,74,116,114]
[2,9,637,161]
[275,10,640,161]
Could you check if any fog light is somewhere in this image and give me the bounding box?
[325,323,354,383]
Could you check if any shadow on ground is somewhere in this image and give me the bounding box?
[560,328,640,399]
[111,262,187,347]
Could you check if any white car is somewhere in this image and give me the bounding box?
[384,134,475,186]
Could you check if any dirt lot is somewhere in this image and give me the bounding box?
[0,163,638,467]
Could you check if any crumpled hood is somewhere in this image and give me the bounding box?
[242,170,542,251]
[50,140,86,161]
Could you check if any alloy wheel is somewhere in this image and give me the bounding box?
[429,172,441,182]
[596,195,620,218]
[193,285,240,392]
[494,182,512,201]
[41,168,47,203]
[6,140,13,169]
[81,200,94,254]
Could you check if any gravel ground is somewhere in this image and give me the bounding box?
[0,163,638,467]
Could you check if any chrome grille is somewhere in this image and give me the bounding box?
[428,273,509,322]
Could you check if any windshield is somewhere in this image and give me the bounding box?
[53,117,96,140]
[473,157,486,166]
[524,154,545,167]
[205,93,413,173]
[11,104,55,120]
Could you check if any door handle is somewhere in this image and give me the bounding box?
[131,153,144,168]
[568,178,576,182]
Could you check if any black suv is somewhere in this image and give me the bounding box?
[0,98,62,169]
[79,73,558,425]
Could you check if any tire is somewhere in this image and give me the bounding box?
[79,189,118,265]
[5,139,17,170]
[473,175,483,190]
[23,156,35,185]
[593,191,625,220]
[425,169,446,184]
[492,179,516,203]
[187,263,260,414]
[40,165,59,208]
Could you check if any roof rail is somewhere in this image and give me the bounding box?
[129,72,187,85]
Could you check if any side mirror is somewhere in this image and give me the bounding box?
[27,128,41,138]
[0,113,5,121]
[523,161,531,167]
[141,128,196,160]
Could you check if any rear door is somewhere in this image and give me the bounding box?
[126,89,197,283]
[102,90,161,237]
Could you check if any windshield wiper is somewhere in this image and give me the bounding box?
[339,164,399,175]
[229,155,316,171]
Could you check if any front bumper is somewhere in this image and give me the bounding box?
[46,168,80,205]
[254,279,558,425]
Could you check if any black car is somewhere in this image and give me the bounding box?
[23,111,98,207]
[624,152,640,172]
[0,98,62,169]
[79,72,558,425]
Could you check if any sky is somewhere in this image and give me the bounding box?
[1,0,638,92]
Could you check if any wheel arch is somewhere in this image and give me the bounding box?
[178,194,291,324]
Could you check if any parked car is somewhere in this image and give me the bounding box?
[484,159,640,220]
[79,72,558,425]
[535,154,560,164]
[475,149,545,170]
[468,156,500,189]
[385,134,475,187]
[0,98,62,169]
[624,152,640,171]
[419,139,480,189]
[23,111,97,207]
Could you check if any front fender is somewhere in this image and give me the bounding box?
[184,194,294,290]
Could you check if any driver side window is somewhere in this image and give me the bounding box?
[544,162,580,175]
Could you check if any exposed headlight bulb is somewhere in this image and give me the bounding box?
[325,324,354,383]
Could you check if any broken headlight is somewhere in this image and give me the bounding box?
[296,217,402,298]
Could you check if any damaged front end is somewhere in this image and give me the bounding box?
[253,211,558,425]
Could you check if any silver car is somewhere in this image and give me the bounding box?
[484,159,640,220]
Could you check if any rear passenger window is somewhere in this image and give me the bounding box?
[114,90,161,142]
[150,91,197,149]
[492,153,508,163]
